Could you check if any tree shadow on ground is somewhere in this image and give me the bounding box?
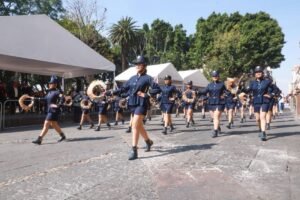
[66,136,113,142]
[139,143,217,159]
[271,124,300,129]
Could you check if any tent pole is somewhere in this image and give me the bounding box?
[62,76,65,91]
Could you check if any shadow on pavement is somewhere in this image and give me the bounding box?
[66,136,114,142]
[267,132,300,140]
[140,143,217,159]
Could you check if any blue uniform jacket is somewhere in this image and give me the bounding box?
[247,79,273,104]
[159,85,178,104]
[114,73,161,107]
[44,88,64,113]
[200,81,227,105]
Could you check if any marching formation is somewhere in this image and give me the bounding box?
[19,55,283,161]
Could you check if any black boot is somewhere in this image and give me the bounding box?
[202,115,206,119]
[162,127,167,135]
[261,132,267,141]
[186,122,190,128]
[145,139,153,152]
[143,119,146,125]
[210,118,213,123]
[125,126,131,133]
[212,130,218,138]
[95,125,100,131]
[191,119,195,125]
[89,123,94,129]
[170,124,175,132]
[226,123,231,129]
[77,125,82,130]
[240,118,244,123]
[114,121,118,126]
[128,146,138,160]
[149,117,152,121]
[266,123,271,130]
[107,123,111,129]
[122,120,125,125]
[32,136,42,145]
[58,133,66,142]
[218,126,221,133]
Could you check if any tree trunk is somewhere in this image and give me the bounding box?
[121,46,128,71]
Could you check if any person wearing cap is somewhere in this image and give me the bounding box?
[155,75,179,134]
[182,81,196,128]
[77,93,94,130]
[32,75,66,145]
[112,55,161,160]
[264,72,281,130]
[111,93,125,126]
[245,66,273,141]
[224,77,238,129]
[94,80,112,131]
[200,70,226,138]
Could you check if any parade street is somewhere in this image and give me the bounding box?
[0,111,299,200]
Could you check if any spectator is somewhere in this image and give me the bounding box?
[7,80,21,114]
[0,80,7,103]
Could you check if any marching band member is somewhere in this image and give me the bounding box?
[32,75,66,145]
[112,94,125,126]
[77,94,94,130]
[111,55,161,160]
[182,81,196,128]
[200,70,226,138]
[246,66,273,141]
[94,95,111,131]
[225,78,238,129]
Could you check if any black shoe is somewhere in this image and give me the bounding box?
[58,133,66,142]
[261,132,267,141]
[226,123,231,129]
[240,118,244,123]
[128,146,138,160]
[212,130,218,138]
[202,115,206,119]
[32,136,42,145]
[218,126,221,133]
[210,118,213,123]
[149,117,152,121]
[266,123,271,130]
[125,127,131,133]
[114,121,118,126]
[89,123,94,129]
[95,126,100,131]
[122,120,125,125]
[191,119,195,125]
[145,139,153,152]
[162,127,167,135]
[143,119,147,125]
[77,125,82,130]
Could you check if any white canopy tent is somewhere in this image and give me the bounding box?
[115,63,183,88]
[0,15,115,79]
[179,69,209,89]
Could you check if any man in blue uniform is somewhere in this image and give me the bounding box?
[32,75,66,145]
[246,66,273,141]
[182,81,196,128]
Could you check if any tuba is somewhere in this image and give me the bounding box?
[64,96,73,107]
[19,94,35,112]
[87,80,107,100]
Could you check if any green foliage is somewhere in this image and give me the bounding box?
[0,0,64,19]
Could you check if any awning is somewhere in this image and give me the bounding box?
[0,15,115,78]
[179,69,209,88]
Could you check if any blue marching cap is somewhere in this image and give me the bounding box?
[211,70,220,77]
[187,80,193,85]
[132,55,147,65]
[254,66,264,73]
[49,75,59,84]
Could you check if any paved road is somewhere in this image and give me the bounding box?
[0,111,299,200]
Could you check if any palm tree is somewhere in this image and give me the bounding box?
[109,16,138,71]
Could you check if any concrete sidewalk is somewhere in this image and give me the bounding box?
[0,111,299,200]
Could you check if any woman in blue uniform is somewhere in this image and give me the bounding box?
[158,75,178,135]
[182,81,196,128]
[32,76,66,145]
[77,94,94,130]
[225,78,238,129]
[112,55,161,160]
[200,70,226,138]
[94,95,111,131]
[246,66,273,141]
[112,94,125,126]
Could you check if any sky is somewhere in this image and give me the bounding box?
[71,0,300,94]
